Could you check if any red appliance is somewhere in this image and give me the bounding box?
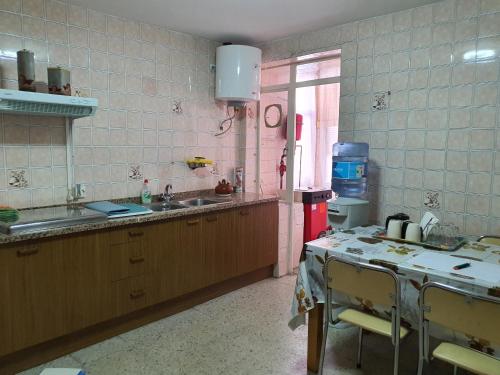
[284,114,303,141]
[302,190,332,243]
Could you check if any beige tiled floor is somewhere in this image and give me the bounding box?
[19,275,449,375]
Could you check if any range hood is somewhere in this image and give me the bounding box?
[0,89,98,118]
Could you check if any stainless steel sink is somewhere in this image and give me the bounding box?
[177,198,221,207]
[148,202,187,212]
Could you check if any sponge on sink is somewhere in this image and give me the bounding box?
[0,206,19,222]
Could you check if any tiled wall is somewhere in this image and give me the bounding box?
[258,0,500,236]
[0,0,242,208]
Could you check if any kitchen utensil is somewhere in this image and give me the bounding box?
[426,223,460,248]
[387,219,402,239]
[48,66,71,95]
[385,213,409,230]
[405,223,422,242]
[17,49,36,92]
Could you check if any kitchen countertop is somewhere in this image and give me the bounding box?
[0,192,278,245]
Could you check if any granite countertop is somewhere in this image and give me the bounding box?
[0,192,278,245]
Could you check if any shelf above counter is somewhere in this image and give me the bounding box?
[0,88,98,118]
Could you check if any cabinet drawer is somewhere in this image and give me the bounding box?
[107,240,147,281]
[112,275,148,315]
[106,226,151,281]
[107,227,146,243]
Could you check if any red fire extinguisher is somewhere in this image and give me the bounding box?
[283,114,303,141]
[279,147,287,189]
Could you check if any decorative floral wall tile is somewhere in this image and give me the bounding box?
[8,170,28,188]
[128,165,143,181]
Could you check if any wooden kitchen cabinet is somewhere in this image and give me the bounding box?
[104,226,153,282]
[236,206,260,275]
[0,200,278,372]
[146,216,204,303]
[235,202,278,275]
[203,209,237,285]
[112,275,149,315]
[7,242,66,351]
[104,225,157,316]
[0,250,12,356]
[176,216,204,295]
[255,202,279,268]
[147,220,180,304]
[0,232,110,355]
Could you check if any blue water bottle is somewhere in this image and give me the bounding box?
[331,142,369,199]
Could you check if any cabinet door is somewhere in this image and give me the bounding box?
[0,233,113,356]
[235,203,279,276]
[146,220,179,304]
[0,249,13,356]
[176,216,204,294]
[148,217,203,303]
[203,209,237,286]
[60,233,113,329]
[236,206,260,275]
[255,203,279,268]
[1,241,67,352]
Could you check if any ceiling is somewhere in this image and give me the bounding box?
[74,0,440,44]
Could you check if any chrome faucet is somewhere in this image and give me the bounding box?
[161,184,174,202]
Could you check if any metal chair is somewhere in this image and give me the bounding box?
[417,282,500,375]
[318,255,409,375]
[478,235,500,246]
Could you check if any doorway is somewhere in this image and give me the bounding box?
[259,50,341,275]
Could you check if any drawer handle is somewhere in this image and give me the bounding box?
[128,231,144,237]
[17,246,39,257]
[129,256,145,264]
[206,216,218,222]
[130,289,145,299]
[239,210,250,216]
[187,219,200,225]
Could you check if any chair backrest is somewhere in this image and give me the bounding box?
[478,235,500,246]
[326,256,398,308]
[421,282,500,345]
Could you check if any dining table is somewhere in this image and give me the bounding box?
[288,225,500,373]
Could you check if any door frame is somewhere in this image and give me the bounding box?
[259,52,341,275]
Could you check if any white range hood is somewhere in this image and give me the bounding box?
[0,89,98,118]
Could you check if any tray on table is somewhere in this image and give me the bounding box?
[373,230,467,251]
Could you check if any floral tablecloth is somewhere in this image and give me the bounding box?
[290,226,500,357]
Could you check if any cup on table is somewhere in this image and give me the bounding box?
[387,219,402,239]
[405,223,422,242]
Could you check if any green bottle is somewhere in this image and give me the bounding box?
[141,179,152,204]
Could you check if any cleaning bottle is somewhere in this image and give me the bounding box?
[141,179,152,204]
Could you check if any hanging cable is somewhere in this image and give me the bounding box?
[215,106,241,137]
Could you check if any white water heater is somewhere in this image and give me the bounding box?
[215,45,261,105]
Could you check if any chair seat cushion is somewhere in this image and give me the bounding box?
[433,342,500,375]
[338,308,409,338]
